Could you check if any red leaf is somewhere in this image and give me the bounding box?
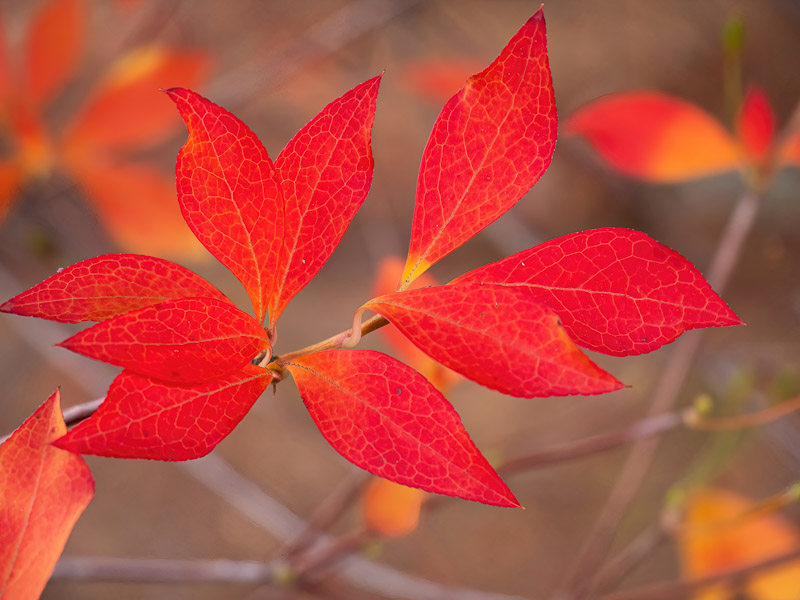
[373,256,461,392]
[168,88,284,322]
[363,284,623,397]
[402,7,556,286]
[269,75,381,331]
[568,91,742,182]
[451,228,742,357]
[284,349,518,507]
[0,390,94,598]
[23,0,85,107]
[736,86,774,164]
[54,365,272,460]
[58,297,270,383]
[63,46,209,152]
[1,254,227,323]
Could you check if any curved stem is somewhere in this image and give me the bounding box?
[276,314,388,364]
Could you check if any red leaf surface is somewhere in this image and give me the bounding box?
[285,349,518,506]
[66,159,207,258]
[568,91,742,182]
[736,86,774,164]
[402,7,556,286]
[23,0,85,108]
[363,284,623,397]
[55,365,272,460]
[168,88,284,322]
[58,297,269,383]
[0,390,94,598]
[268,75,381,331]
[0,254,227,323]
[63,46,209,152]
[451,228,742,357]
[374,256,460,392]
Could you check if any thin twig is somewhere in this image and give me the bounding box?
[557,188,761,599]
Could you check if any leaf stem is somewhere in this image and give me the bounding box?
[275,314,388,364]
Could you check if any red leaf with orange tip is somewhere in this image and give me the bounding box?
[402,7,556,286]
[268,75,381,331]
[54,365,272,460]
[0,390,94,599]
[23,0,85,107]
[58,297,270,383]
[67,159,207,258]
[451,228,742,357]
[168,88,283,322]
[284,349,518,506]
[363,284,623,397]
[568,91,742,182]
[736,86,775,164]
[63,46,209,152]
[0,254,227,323]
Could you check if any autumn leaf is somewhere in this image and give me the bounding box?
[401,57,486,104]
[284,349,519,506]
[58,297,270,383]
[268,75,381,332]
[373,256,460,392]
[23,0,85,108]
[736,86,775,165]
[0,253,228,323]
[55,365,272,460]
[362,477,426,537]
[63,46,209,153]
[363,284,623,398]
[679,488,800,600]
[0,390,94,599]
[168,88,284,322]
[402,7,557,286]
[451,228,742,357]
[567,91,742,182]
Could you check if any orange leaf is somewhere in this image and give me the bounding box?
[0,390,94,598]
[362,477,425,537]
[373,256,460,392]
[568,91,742,182]
[679,488,800,600]
[66,158,207,258]
[0,159,23,221]
[778,129,800,168]
[402,7,557,286]
[23,0,85,108]
[63,46,209,152]
[736,86,775,164]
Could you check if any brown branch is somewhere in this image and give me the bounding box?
[558,188,762,600]
[686,394,800,432]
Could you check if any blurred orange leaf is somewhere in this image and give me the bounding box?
[0,390,94,599]
[402,58,485,104]
[568,91,742,182]
[63,46,209,153]
[23,0,85,108]
[363,477,425,537]
[679,488,800,600]
[0,160,23,220]
[66,159,206,258]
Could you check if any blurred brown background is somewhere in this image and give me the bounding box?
[1,0,800,598]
